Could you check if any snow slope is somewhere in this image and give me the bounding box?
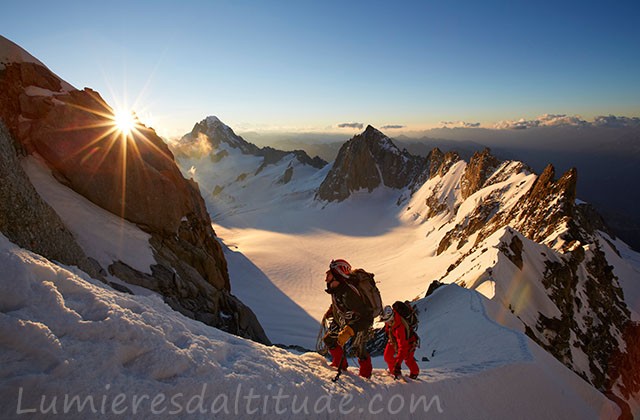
[0,234,619,419]
[21,155,156,276]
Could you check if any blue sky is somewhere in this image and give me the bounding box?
[2,0,639,137]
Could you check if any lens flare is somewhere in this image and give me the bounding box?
[114,109,136,136]
[55,90,172,220]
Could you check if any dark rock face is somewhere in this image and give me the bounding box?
[533,244,631,394]
[431,150,461,178]
[502,235,524,269]
[0,40,269,344]
[0,123,101,279]
[506,165,577,244]
[258,146,327,172]
[279,165,294,184]
[460,148,501,199]
[317,125,428,201]
[109,235,270,344]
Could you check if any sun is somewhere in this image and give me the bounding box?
[114,109,136,136]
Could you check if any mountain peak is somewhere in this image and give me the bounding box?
[363,124,381,135]
[205,115,223,124]
[183,116,260,155]
[197,115,233,135]
[176,117,327,170]
[352,124,401,156]
[360,124,389,142]
[317,127,426,201]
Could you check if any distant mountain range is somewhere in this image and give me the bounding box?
[241,127,640,251]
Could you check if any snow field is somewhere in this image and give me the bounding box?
[0,235,619,419]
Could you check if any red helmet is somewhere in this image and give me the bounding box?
[329,259,352,279]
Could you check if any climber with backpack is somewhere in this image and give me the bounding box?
[321,259,381,379]
[380,301,420,380]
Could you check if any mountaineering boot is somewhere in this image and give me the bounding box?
[358,357,372,378]
[329,347,348,369]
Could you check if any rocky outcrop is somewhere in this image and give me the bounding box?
[0,123,101,278]
[256,146,326,174]
[430,149,461,178]
[460,148,501,199]
[533,244,630,392]
[433,163,577,256]
[109,234,270,344]
[317,125,427,201]
[0,36,269,344]
[480,164,577,247]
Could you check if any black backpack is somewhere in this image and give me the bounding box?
[392,300,419,340]
[346,269,383,318]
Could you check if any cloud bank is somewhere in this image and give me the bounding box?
[337,122,364,129]
[592,115,640,128]
[494,114,640,130]
[440,121,481,128]
[381,124,405,129]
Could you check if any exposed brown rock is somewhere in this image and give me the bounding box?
[317,125,427,202]
[433,151,461,177]
[460,148,501,199]
[427,148,445,178]
[473,164,578,247]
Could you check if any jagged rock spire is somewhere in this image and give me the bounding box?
[317,125,427,201]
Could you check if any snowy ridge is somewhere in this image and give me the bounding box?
[0,35,75,91]
[0,234,618,419]
[0,35,47,70]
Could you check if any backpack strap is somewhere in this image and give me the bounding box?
[399,316,411,338]
[346,282,362,298]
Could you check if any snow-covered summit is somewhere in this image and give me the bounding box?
[0,35,46,70]
[182,115,261,155]
[172,116,328,220]
[0,35,74,91]
[175,115,326,167]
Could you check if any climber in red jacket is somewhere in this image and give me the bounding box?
[381,305,420,379]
